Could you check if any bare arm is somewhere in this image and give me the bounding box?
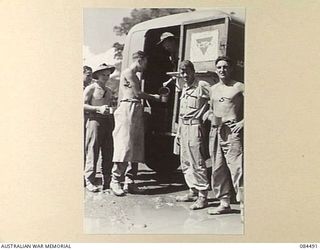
[238,81,245,96]
[125,71,160,101]
[83,85,108,114]
[198,82,211,120]
[230,82,244,132]
[203,82,217,120]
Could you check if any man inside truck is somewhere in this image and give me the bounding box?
[157,32,179,71]
[175,60,210,210]
[110,50,160,196]
[204,56,244,215]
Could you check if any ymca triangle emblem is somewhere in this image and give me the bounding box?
[196,36,213,55]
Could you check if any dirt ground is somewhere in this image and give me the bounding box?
[84,164,243,234]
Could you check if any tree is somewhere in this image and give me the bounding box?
[113,8,195,58]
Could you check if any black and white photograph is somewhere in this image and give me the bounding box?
[83,7,245,234]
[3,0,320,245]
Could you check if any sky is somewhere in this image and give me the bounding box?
[83,8,132,68]
[83,8,132,55]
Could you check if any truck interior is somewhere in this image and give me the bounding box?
[143,26,181,135]
[142,26,181,173]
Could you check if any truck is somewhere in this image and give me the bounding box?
[119,9,245,174]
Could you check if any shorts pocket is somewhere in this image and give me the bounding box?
[189,125,201,146]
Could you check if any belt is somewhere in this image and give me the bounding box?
[88,114,112,119]
[120,99,140,103]
[211,120,236,128]
[181,119,201,125]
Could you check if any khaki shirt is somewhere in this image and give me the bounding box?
[179,78,210,121]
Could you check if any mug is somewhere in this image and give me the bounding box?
[159,87,170,103]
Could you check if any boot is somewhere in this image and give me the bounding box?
[189,196,208,210]
[110,182,125,196]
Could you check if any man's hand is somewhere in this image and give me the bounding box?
[96,105,109,115]
[230,120,244,133]
[162,77,176,87]
[203,110,213,122]
[152,94,161,101]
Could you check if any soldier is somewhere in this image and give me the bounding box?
[83,63,115,192]
[110,51,160,196]
[83,65,93,89]
[175,60,210,210]
[205,56,244,215]
[157,32,179,71]
[83,65,93,161]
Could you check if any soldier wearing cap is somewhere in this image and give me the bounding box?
[83,63,116,192]
[110,50,160,196]
[83,65,93,163]
[83,65,93,89]
[175,60,210,210]
[157,32,179,71]
[204,56,244,215]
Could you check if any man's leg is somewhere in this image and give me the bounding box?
[181,124,209,210]
[176,124,199,202]
[225,131,243,202]
[83,115,88,187]
[124,162,138,184]
[100,118,114,190]
[208,126,233,214]
[110,162,127,196]
[176,158,198,202]
[123,162,143,194]
[188,126,209,210]
[84,113,89,166]
[84,119,100,192]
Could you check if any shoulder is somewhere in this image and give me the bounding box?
[121,68,132,80]
[84,83,95,94]
[233,80,244,86]
[233,81,244,92]
[124,68,135,77]
[198,79,211,88]
[105,86,113,93]
[211,82,220,91]
[197,79,210,98]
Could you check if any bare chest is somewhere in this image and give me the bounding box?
[211,84,242,102]
[91,87,112,105]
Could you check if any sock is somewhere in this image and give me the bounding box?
[198,190,208,198]
[220,197,230,207]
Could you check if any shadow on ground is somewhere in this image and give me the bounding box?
[134,169,189,195]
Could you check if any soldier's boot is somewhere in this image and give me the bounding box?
[85,182,100,193]
[176,189,198,202]
[110,182,125,196]
[207,197,231,215]
[189,196,208,210]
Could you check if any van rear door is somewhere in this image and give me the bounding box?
[180,15,244,79]
[180,16,230,72]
